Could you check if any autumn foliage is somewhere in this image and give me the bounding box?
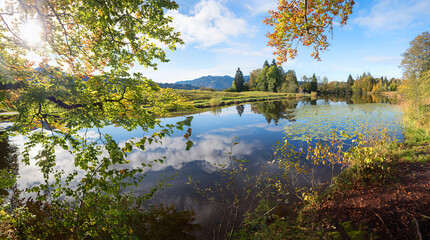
[264,0,354,63]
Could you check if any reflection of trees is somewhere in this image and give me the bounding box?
[320,94,391,104]
[0,133,19,196]
[251,100,297,125]
[310,99,317,105]
[129,204,200,240]
[350,94,389,104]
[210,108,223,115]
[236,105,245,117]
[300,98,318,106]
[0,133,18,173]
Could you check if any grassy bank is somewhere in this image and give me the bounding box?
[174,90,304,108]
[0,91,306,119]
[305,127,430,239]
[238,125,430,239]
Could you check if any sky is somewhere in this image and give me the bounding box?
[135,0,430,83]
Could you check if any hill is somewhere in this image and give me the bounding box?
[157,82,195,90]
[175,75,250,90]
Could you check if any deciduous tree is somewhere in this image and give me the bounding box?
[401,32,430,132]
[267,65,282,92]
[401,31,430,81]
[281,70,299,93]
[264,0,354,63]
[0,0,192,238]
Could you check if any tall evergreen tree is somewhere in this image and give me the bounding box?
[347,74,354,86]
[233,68,245,92]
[271,59,277,66]
[310,74,318,92]
[263,60,270,68]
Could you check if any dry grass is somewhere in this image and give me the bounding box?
[208,97,222,107]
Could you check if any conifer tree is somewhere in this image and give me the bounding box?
[310,74,318,92]
[271,59,277,66]
[347,74,354,86]
[233,68,245,92]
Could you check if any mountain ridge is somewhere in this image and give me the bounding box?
[174,75,250,90]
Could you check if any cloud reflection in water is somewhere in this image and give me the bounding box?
[126,134,263,173]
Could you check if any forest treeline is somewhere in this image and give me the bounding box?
[229,59,401,95]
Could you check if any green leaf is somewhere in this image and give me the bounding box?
[183,116,193,127]
[186,140,193,151]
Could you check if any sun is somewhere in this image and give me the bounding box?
[20,20,42,46]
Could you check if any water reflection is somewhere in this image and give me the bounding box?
[210,107,222,115]
[236,105,244,117]
[0,134,19,172]
[0,133,19,196]
[7,97,401,191]
[1,96,403,239]
[126,134,263,173]
[250,100,298,124]
[319,94,395,104]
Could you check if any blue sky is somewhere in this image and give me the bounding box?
[135,0,430,83]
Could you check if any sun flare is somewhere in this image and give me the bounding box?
[20,20,42,46]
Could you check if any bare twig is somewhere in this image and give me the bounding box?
[405,212,422,240]
[374,211,393,239]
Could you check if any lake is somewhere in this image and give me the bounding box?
[1,95,403,238]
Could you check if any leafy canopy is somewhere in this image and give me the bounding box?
[400,32,430,132]
[401,31,430,81]
[264,0,354,63]
[0,0,195,238]
[0,0,190,133]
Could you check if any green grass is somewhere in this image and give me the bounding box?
[386,127,430,163]
[174,90,302,108]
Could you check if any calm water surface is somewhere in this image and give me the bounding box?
[1,95,403,236]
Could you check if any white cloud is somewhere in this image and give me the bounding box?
[243,0,277,16]
[210,46,273,57]
[364,56,402,63]
[167,0,251,48]
[353,0,430,33]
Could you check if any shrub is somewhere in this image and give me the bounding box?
[208,97,222,106]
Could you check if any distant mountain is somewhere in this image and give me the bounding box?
[157,82,195,90]
[175,75,250,90]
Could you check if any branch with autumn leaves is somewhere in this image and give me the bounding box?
[264,0,354,63]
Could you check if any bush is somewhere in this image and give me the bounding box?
[208,97,222,106]
[198,87,215,91]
